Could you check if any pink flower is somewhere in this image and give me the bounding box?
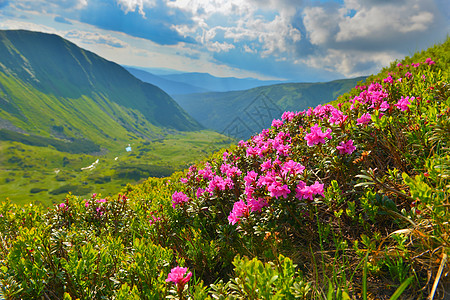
[198,163,214,180]
[166,266,192,286]
[59,203,66,209]
[196,188,205,198]
[296,181,324,201]
[85,201,89,208]
[336,140,356,155]
[261,159,273,172]
[357,113,371,126]
[244,171,258,186]
[228,200,249,225]
[395,96,414,112]
[281,160,305,177]
[172,191,189,208]
[272,119,283,128]
[248,197,268,212]
[425,58,435,65]
[379,101,390,111]
[328,108,348,125]
[281,111,296,122]
[96,198,107,203]
[268,181,291,199]
[383,75,393,84]
[304,124,332,147]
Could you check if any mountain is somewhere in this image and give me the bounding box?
[0,29,202,153]
[125,67,211,95]
[160,72,285,93]
[173,77,366,139]
[0,30,233,206]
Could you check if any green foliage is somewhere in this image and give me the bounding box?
[1,36,450,300]
[0,129,100,154]
[209,255,311,299]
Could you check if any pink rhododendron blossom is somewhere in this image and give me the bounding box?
[166,266,192,286]
[220,163,242,177]
[425,58,435,65]
[336,140,356,155]
[395,96,414,112]
[228,200,249,224]
[397,63,403,67]
[59,203,66,209]
[223,151,230,161]
[198,163,214,180]
[196,188,205,198]
[379,101,390,111]
[296,181,324,201]
[328,108,348,125]
[383,75,393,84]
[96,198,107,203]
[246,146,259,157]
[357,113,371,125]
[268,181,291,199]
[261,159,273,171]
[85,201,89,208]
[405,72,412,79]
[304,124,332,146]
[281,111,299,122]
[248,197,268,212]
[281,160,305,177]
[244,171,258,186]
[180,177,188,184]
[172,191,189,208]
[272,119,283,128]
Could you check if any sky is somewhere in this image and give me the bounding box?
[0,0,448,82]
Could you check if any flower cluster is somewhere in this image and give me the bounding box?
[171,57,438,231]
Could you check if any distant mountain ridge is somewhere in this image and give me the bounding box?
[126,67,212,95]
[173,77,366,139]
[125,67,285,95]
[0,29,202,152]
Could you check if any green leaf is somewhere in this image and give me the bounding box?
[389,276,414,300]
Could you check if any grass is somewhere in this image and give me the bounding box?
[0,130,234,206]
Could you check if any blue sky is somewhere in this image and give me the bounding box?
[0,0,448,81]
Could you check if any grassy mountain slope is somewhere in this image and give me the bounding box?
[173,76,366,139]
[0,30,233,205]
[0,29,201,147]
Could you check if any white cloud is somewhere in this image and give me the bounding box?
[336,0,436,42]
[168,0,302,58]
[301,48,400,77]
[115,0,157,16]
[11,0,87,12]
[207,41,235,52]
[299,0,446,76]
[303,6,340,46]
[0,20,59,34]
[65,30,128,48]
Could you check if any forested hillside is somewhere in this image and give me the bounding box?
[173,76,366,139]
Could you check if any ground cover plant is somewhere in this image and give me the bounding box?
[0,38,449,299]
